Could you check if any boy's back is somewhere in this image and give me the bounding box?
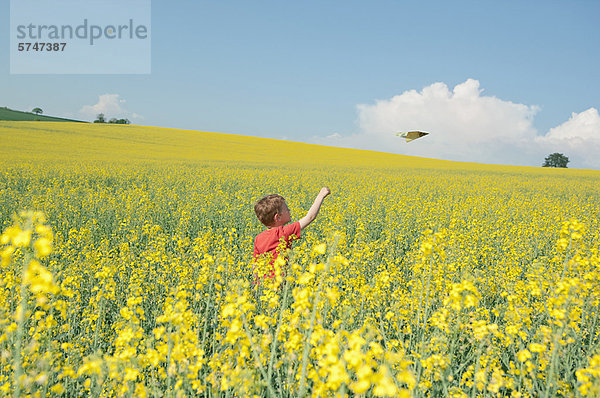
[253,188,330,279]
[253,221,301,260]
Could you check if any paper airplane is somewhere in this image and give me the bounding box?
[396,131,429,143]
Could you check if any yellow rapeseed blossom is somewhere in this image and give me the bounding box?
[1,121,599,396]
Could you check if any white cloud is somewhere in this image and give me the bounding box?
[535,108,600,168]
[545,108,600,140]
[79,94,143,122]
[313,79,600,169]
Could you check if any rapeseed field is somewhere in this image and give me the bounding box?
[1,121,599,397]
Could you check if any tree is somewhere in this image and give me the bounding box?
[542,153,569,168]
[32,107,43,115]
[94,113,106,123]
[108,118,131,124]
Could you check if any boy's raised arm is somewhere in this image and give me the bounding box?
[299,187,331,229]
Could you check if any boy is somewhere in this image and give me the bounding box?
[253,187,331,280]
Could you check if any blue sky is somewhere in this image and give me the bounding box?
[2,0,600,168]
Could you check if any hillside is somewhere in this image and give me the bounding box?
[0,107,86,123]
[1,120,598,178]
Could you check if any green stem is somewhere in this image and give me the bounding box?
[559,237,572,280]
[200,258,217,349]
[469,341,484,398]
[543,324,566,398]
[422,241,436,325]
[267,277,290,386]
[587,303,599,353]
[92,296,105,351]
[13,251,31,398]
[298,238,338,397]
[165,323,174,398]
[240,313,278,398]
[416,235,436,330]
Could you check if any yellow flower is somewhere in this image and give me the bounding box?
[372,365,398,397]
[517,349,531,362]
[34,237,52,257]
[124,367,140,382]
[297,272,314,285]
[50,383,65,394]
[78,358,103,376]
[313,243,327,255]
[529,343,546,353]
[13,229,31,247]
[350,379,371,394]
[221,303,236,318]
[24,259,57,295]
[326,362,349,390]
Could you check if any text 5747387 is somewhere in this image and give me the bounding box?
[18,42,66,51]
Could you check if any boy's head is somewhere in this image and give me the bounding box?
[255,194,291,227]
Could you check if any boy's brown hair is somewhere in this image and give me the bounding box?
[255,194,287,227]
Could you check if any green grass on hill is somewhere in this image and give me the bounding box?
[0,107,86,123]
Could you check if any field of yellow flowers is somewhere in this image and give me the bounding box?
[1,121,600,397]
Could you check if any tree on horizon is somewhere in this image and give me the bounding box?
[109,118,130,124]
[32,107,43,115]
[542,153,569,168]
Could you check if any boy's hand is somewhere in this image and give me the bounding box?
[319,187,331,198]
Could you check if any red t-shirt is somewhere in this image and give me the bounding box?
[253,221,301,279]
[253,221,301,284]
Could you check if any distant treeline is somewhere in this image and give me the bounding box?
[93,113,130,124]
